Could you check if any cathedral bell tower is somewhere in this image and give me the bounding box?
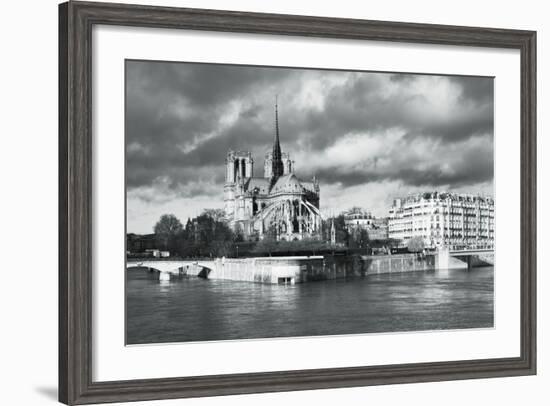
[224,150,253,220]
[225,151,253,183]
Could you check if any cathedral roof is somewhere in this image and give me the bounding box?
[271,173,304,193]
[244,177,271,194]
[241,174,316,196]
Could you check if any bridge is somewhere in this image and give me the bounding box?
[126,260,215,281]
[449,248,494,256]
[444,248,494,268]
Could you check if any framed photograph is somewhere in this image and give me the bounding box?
[59,1,536,404]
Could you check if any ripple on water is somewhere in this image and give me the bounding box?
[126,267,494,344]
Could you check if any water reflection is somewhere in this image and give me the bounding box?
[126,267,494,344]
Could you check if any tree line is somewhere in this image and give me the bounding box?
[152,209,238,258]
[142,209,401,259]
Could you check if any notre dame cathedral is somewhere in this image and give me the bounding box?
[223,101,322,241]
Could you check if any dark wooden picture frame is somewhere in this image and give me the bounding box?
[59,1,537,404]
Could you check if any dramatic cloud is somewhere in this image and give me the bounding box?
[126,60,494,233]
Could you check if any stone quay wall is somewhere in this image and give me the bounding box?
[362,254,436,275]
[207,257,319,284]
[131,249,484,284]
[204,254,437,284]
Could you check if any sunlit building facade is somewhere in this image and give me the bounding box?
[388,192,494,249]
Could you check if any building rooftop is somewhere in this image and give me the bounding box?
[395,191,494,204]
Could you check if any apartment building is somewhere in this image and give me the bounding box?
[388,192,494,249]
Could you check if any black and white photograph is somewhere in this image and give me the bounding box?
[125,60,495,345]
[1,0,544,404]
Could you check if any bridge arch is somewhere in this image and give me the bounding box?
[127,260,215,279]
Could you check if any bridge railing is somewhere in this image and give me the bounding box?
[449,248,494,254]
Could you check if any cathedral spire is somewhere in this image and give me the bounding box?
[272,95,284,179]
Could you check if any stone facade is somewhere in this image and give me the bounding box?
[343,207,389,241]
[388,192,495,249]
[223,103,322,241]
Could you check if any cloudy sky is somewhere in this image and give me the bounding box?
[126,60,494,234]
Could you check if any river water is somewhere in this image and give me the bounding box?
[126,266,494,344]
